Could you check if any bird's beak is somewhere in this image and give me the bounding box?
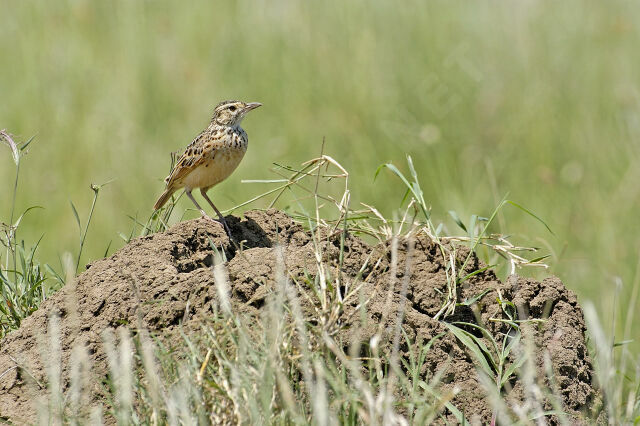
[244,102,262,112]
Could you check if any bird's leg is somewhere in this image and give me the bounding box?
[200,188,232,236]
[185,189,210,219]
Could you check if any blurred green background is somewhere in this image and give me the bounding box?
[2,1,639,332]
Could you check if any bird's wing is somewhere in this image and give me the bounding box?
[164,131,217,188]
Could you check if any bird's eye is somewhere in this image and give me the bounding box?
[228,105,237,111]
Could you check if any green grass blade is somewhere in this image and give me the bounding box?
[18,135,37,152]
[12,206,43,229]
[448,210,467,233]
[458,265,495,285]
[70,201,81,231]
[500,355,526,389]
[443,322,495,378]
[418,381,469,424]
[505,200,554,235]
[458,288,492,307]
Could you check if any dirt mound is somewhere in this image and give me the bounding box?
[0,209,602,423]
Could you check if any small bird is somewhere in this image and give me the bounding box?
[153,100,262,234]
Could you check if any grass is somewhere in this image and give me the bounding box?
[1,0,640,325]
[3,145,639,423]
[0,130,47,335]
[1,0,640,421]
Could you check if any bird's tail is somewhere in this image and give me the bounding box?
[153,187,176,211]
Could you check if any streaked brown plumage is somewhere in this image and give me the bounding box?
[154,100,262,234]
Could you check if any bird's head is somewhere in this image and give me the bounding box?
[211,100,262,126]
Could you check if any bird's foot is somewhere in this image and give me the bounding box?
[219,217,232,237]
[201,214,232,237]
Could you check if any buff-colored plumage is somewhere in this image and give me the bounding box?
[154,100,261,234]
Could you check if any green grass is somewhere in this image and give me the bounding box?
[0,130,48,335]
[2,143,639,422]
[20,157,640,423]
[1,0,640,420]
[2,0,639,330]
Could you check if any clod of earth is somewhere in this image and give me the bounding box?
[0,209,603,423]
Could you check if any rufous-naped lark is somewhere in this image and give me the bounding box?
[154,100,262,234]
